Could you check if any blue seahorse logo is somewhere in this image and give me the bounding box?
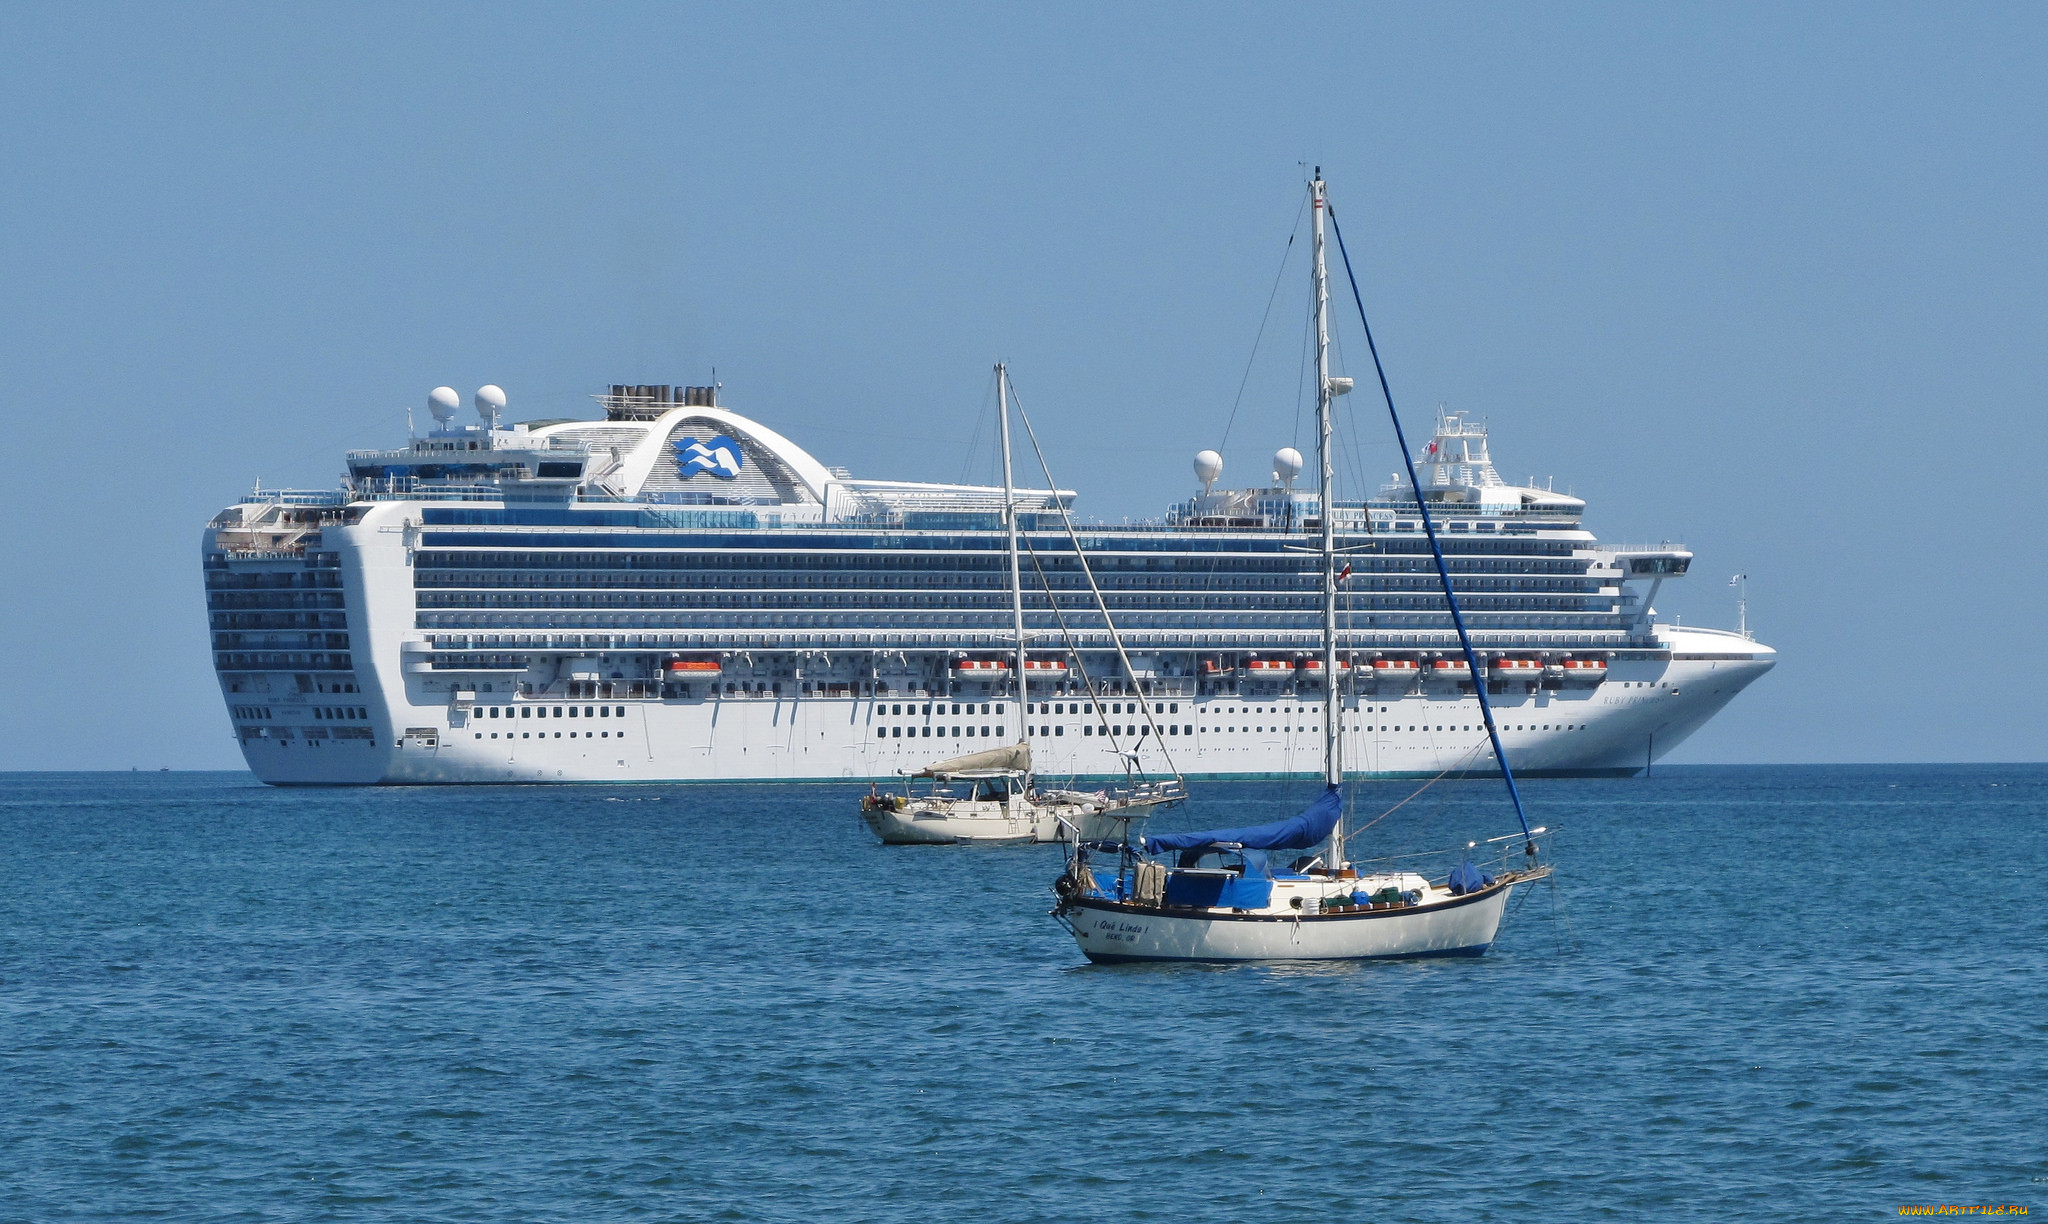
[675,435,744,479]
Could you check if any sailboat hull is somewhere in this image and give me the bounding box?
[1061,880,1516,963]
[861,800,1132,846]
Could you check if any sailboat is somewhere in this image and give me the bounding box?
[860,365,1187,846]
[1050,170,1553,961]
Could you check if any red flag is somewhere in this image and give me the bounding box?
[1338,563,1352,581]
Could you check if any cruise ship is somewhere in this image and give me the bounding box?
[203,382,1773,785]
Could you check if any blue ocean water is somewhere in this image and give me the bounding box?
[1,766,2042,1222]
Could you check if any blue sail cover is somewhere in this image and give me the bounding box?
[1144,786,1343,854]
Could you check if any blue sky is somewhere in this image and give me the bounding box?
[1,3,2041,769]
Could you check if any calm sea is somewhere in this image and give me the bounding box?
[2,766,2042,1221]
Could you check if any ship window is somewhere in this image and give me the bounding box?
[520,707,530,718]
[1084,726,1093,736]
[1056,726,1064,736]
[600,707,610,718]
[489,707,500,718]
[922,727,930,737]
[569,707,577,717]
[551,706,561,716]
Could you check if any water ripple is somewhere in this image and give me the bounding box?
[1,765,2043,1221]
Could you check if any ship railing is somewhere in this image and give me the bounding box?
[348,478,524,502]
[411,628,1650,653]
[237,489,349,507]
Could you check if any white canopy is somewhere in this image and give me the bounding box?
[915,742,1031,777]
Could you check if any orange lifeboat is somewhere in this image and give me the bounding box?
[1241,658,1295,677]
[951,659,1011,677]
[663,659,722,676]
[1428,658,1473,680]
[1296,657,1351,675]
[1021,659,1068,676]
[1491,658,1542,680]
[1560,658,1608,685]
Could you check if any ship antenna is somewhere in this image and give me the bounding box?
[1327,200,1536,851]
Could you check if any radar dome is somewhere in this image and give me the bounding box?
[474,384,507,425]
[427,386,460,423]
[1193,449,1223,492]
[1274,447,1304,488]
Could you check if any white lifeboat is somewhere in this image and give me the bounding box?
[1367,658,1420,688]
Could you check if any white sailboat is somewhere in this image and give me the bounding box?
[859,741,1183,846]
[861,365,1186,846]
[1051,170,1553,961]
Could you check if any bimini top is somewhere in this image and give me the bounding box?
[915,742,1032,778]
[1143,786,1342,854]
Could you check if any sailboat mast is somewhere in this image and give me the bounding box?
[1312,171,1344,858]
[997,364,1029,735]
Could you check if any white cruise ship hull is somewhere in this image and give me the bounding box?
[229,635,1768,785]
